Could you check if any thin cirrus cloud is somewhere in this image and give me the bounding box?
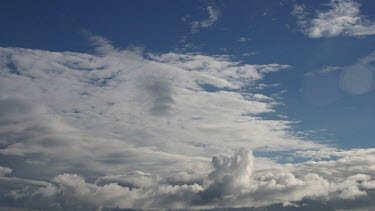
[0,34,375,210]
[293,0,375,38]
[238,37,252,42]
[188,5,220,33]
[303,49,375,97]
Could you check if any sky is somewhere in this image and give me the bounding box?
[0,0,375,210]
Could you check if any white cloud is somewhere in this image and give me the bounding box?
[238,37,251,42]
[6,148,375,210]
[190,6,220,33]
[83,31,117,55]
[256,83,280,90]
[0,34,374,210]
[0,166,12,177]
[0,36,319,177]
[293,0,375,38]
[242,52,258,57]
[360,49,375,64]
[0,42,310,175]
[320,66,341,73]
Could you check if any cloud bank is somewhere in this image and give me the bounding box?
[2,148,375,210]
[0,35,374,210]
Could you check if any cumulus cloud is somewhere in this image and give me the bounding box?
[4,148,375,210]
[293,0,375,38]
[0,34,374,210]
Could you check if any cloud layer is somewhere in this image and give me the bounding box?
[2,148,375,210]
[0,35,374,210]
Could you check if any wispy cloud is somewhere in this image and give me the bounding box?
[303,49,375,96]
[293,0,375,38]
[320,65,341,73]
[0,34,374,210]
[238,37,251,42]
[190,5,220,33]
[360,49,375,64]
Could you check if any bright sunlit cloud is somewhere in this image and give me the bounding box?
[1,1,375,210]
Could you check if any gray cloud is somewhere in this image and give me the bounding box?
[145,79,175,116]
[0,166,11,177]
[2,148,374,210]
[0,35,374,210]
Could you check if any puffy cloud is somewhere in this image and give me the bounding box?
[0,34,373,210]
[44,173,203,210]
[293,0,375,38]
[5,148,374,210]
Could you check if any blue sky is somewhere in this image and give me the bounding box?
[2,0,375,149]
[1,0,375,210]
